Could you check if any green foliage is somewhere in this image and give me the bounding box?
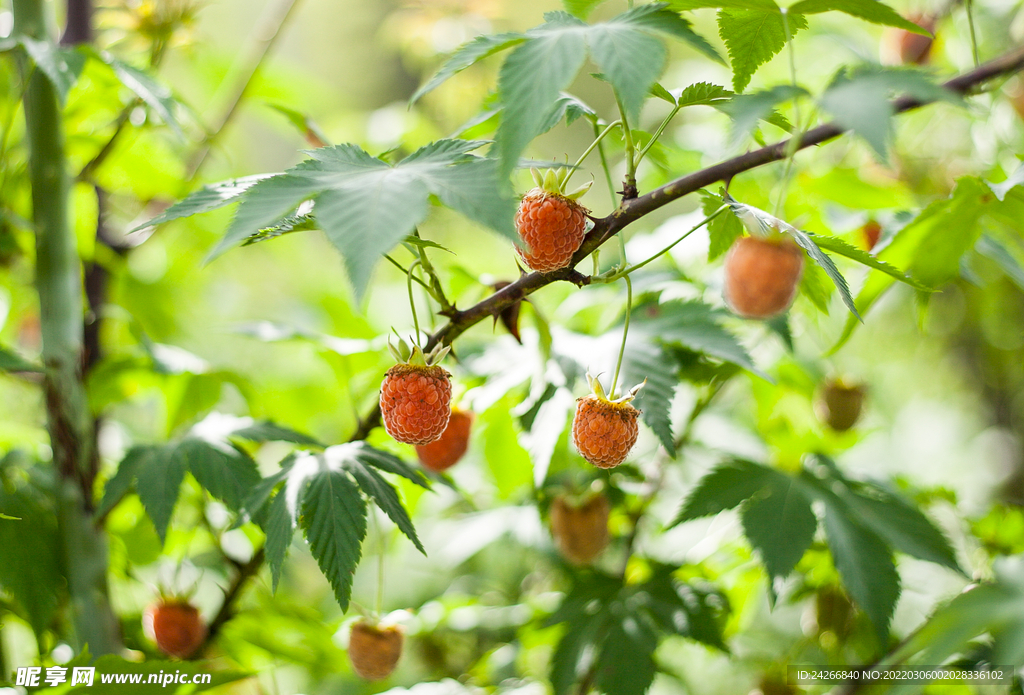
[243,443,428,610]
[0,345,42,372]
[674,455,958,638]
[819,66,958,158]
[547,566,727,695]
[717,8,807,93]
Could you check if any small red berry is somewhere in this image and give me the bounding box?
[144,599,206,659]
[415,408,473,472]
[380,363,452,445]
[723,235,804,319]
[348,621,404,681]
[549,492,611,565]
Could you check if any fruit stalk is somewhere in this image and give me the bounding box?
[609,274,632,399]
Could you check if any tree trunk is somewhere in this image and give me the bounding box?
[13,0,120,657]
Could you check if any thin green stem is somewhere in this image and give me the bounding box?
[412,232,453,312]
[594,123,619,210]
[635,105,681,168]
[615,95,637,185]
[618,231,628,267]
[774,8,802,218]
[966,0,980,68]
[609,274,632,400]
[563,120,621,188]
[385,254,432,294]
[407,260,423,345]
[595,207,726,283]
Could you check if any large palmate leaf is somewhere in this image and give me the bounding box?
[495,4,720,175]
[134,141,516,301]
[819,66,958,158]
[717,7,807,93]
[241,443,428,610]
[410,32,527,104]
[130,175,276,231]
[674,455,957,639]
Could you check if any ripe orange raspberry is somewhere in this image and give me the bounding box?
[514,168,592,273]
[549,491,611,565]
[723,235,804,319]
[380,339,452,445]
[348,620,404,681]
[572,374,643,469]
[143,599,206,659]
[416,408,472,472]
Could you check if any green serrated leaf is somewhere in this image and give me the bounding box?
[496,15,588,177]
[179,438,261,512]
[130,175,277,233]
[411,32,527,104]
[619,338,676,453]
[230,421,325,447]
[740,474,817,586]
[810,232,930,289]
[346,457,425,554]
[619,4,723,64]
[135,445,185,543]
[841,482,960,572]
[589,19,668,123]
[676,81,734,107]
[718,84,807,143]
[264,490,294,591]
[242,209,317,246]
[0,345,42,372]
[672,459,777,524]
[799,259,833,313]
[819,66,958,158]
[354,442,431,488]
[788,0,929,33]
[633,301,762,375]
[301,466,367,611]
[717,8,806,93]
[210,174,323,261]
[701,189,743,260]
[819,489,901,641]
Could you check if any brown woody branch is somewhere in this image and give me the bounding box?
[347,44,1024,444]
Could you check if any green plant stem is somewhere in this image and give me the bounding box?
[595,207,725,283]
[608,274,632,399]
[774,8,801,218]
[634,105,681,168]
[594,123,619,210]
[13,0,120,657]
[965,0,980,68]
[615,95,637,189]
[412,233,453,313]
[384,254,433,294]
[563,120,621,189]
[407,259,423,344]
